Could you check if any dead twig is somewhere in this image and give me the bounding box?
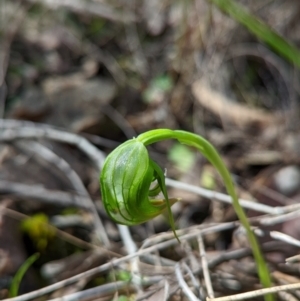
[1,206,119,255]
[255,229,300,248]
[0,180,94,209]
[24,0,136,23]
[182,262,203,301]
[0,119,105,169]
[272,271,300,301]
[198,234,214,299]
[192,240,295,279]
[165,178,278,215]
[259,209,300,226]
[48,281,132,301]
[1,222,237,301]
[15,140,109,246]
[207,282,300,301]
[175,263,199,301]
[140,222,237,250]
[117,224,142,292]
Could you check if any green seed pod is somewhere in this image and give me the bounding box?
[100,139,177,227]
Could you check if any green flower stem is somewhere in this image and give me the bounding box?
[137,129,272,297]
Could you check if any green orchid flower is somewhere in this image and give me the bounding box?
[100,138,179,240]
[100,129,272,301]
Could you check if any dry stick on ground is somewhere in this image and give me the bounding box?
[89,106,140,286]
[278,291,298,301]
[166,179,274,213]
[0,120,138,246]
[181,241,202,297]
[207,282,300,301]
[0,120,106,169]
[165,178,300,215]
[0,120,140,283]
[4,206,179,290]
[3,120,300,298]
[194,240,286,276]
[0,119,139,238]
[286,254,300,263]
[48,281,133,301]
[117,222,142,293]
[259,209,300,226]
[84,278,174,301]
[1,122,110,238]
[255,228,300,248]
[172,243,201,299]
[135,279,171,301]
[198,234,214,299]
[272,271,300,301]
[15,140,110,246]
[1,206,121,256]
[24,0,136,23]
[4,222,293,301]
[0,120,296,216]
[162,280,171,301]
[143,240,293,299]
[175,263,199,301]
[2,222,237,301]
[274,268,300,288]
[182,262,203,300]
[139,222,234,249]
[2,129,128,253]
[0,180,96,209]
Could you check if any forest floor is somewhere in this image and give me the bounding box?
[1,1,300,300]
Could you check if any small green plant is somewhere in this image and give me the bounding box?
[108,270,132,282]
[142,74,174,104]
[100,129,272,299]
[9,253,40,297]
[114,296,135,301]
[21,213,56,251]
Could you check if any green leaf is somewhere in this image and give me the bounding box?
[211,0,300,68]
[9,253,40,297]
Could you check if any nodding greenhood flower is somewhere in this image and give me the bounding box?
[100,129,272,300]
[100,138,178,238]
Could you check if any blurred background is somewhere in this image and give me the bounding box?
[1,0,300,300]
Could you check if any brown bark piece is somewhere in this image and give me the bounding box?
[192,79,278,129]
